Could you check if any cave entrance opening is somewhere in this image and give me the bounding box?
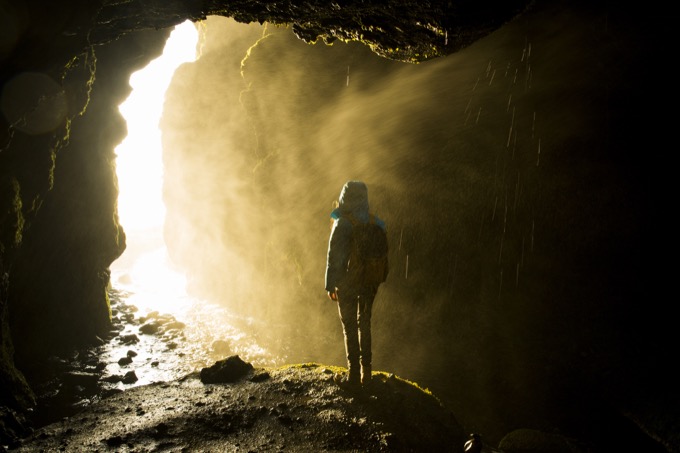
[104,20,278,388]
[110,21,199,314]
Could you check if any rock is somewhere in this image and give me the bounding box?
[0,406,29,447]
[200,355,254,384]
[106,435,124,447]
[121,313,136,323]
[119,334,139,345]
[250,371,270,383]
[118,357,132,366]
[101,375,123,383]
[498,429,585,453]
[139,321,160,335]
[122,371,138,384]
[164,321,185,330]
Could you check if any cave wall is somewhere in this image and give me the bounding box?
[0,0,180,410]
[8,29,177,369]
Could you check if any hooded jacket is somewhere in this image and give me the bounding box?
[325,181,386,292]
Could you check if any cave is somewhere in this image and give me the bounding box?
[0,0,675,451]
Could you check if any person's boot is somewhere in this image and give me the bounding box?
[334,371,360,390]
[361,364,372,386]
[334,363,360,390]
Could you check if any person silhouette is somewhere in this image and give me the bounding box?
[325,180,388,387]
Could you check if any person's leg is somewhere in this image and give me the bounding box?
[337,289,360,384]
[358,288,376,385]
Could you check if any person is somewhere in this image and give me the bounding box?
[325,180,388,388]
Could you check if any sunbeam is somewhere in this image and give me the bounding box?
[107,21,278,384]
[111,20,198,312]
[115,20,199,233]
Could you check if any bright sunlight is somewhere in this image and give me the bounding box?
[112,20,199,313]
[115,20,199,232]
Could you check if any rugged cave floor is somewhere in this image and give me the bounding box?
[3,293,602,453]
[3,288,673,453]
[7,358,608,453]
[9,362,466,453]
[5,289,469,452]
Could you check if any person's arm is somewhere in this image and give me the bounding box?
[325,218,351,298]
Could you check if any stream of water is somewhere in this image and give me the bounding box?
[103,240,282,391]
[99,20,266,390]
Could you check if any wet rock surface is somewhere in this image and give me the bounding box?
[9,288,224,435]
[2,286,666,453]
[12,295,172,431]
[10,363,465,452]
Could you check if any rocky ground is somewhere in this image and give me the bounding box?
[1,286,472,452]
[8,359,467,452]
[6,355,599,453]
[0,288,633,453]
[0,293,671,453]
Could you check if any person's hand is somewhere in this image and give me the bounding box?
[327,291,337,301]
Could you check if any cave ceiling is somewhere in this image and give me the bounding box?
[1,0,532,82]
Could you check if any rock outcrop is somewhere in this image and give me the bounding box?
[11,362,466,452]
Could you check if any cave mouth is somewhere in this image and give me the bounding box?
[110,20,198,315]
[106,20,282,387]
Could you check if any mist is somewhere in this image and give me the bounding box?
[159,4,654,441]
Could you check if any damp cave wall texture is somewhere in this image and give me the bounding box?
[0,0,530,410]
[0,21,174,410]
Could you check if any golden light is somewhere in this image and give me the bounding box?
[107,20,278,367]
[115,20,199,232]
[112,20,199,313]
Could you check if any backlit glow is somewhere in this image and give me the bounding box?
[112,20,198,313]
[115,20,199,232]
[107,21,278,374]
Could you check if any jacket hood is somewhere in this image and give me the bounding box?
[332,180,369,222]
